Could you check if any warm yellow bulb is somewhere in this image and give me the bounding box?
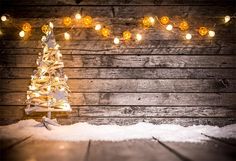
[63,17,72,26]
[41,25,50,34]
[136,33,142,41]
[166,24,173,31]
[1,15,7,22]
[0,29,3,35]
[95,24,102,31]
[83,16,93,27]
[123,31,132,40]
[19,30,25,38]
[64,32,71,40]
[101,27,110,37]
[224,15,231,23]
[198,27,208,36]
[160,16,170,25]
[22,23,32,32]
[208,30,215,37]
[142,16,155,27]
[179,21,189,31]
[185,33,192,40]
[114,37,120,45]
[75,13,82,20]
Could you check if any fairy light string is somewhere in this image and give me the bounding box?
[0,13,235,44]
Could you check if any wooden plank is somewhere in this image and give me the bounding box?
[1,79,236,92]
[87,140,182,161]
[59,117,236,126]
[0,6,235,18]
[1,92,236,106]
[1,105,235,121]
[2,140,89,161]
[0,40,235,49]
[1,55,236,68]
[163,141,236,161]
[1,68,236,79]
[1,45,235,55]
[77,105,236,117]
[1,0,235,6]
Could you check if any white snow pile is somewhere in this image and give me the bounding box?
[0,119,236,142]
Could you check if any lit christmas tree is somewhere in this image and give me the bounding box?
[25,22,71,125]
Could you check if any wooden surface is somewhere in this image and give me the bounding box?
[0,0,236,126]
[1,137,236,161]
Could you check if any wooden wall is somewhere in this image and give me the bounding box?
[0,0,236,126]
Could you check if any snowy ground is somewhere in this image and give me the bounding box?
[0,119,235,142]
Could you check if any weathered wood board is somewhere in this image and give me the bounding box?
[0,0,235,126]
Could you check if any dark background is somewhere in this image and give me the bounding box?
[0,0,235,126]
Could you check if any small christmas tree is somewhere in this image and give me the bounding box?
[25,22,71,123]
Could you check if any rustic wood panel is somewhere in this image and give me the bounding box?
[1,45,236,55]
[0,0,235,126]
[1,92,236,106]
[1,40,235,50]
[88,140,182,161]
[1,0,235,6]
[1,6,235,18]
[163,141,236,161]
[1,140,89,161]
[0,79,236,92]
[1,55,236,68]
[59,117,236,126]
[1,68,236,79]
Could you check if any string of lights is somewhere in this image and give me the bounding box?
[0,13,234,45]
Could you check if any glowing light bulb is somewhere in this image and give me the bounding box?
[19,30,25,38]
[166,24,173,31]
[1,15,7,22]
[22,23,32,32]
[63,17,72,26]
[208,30,215,37]
[95,24,102,31]
[49,22,54,28]
[149,17,155,24]
[185,33,192,40]
[123,31,132,40]
[113,37,120,45]
[64,32,70,40]
[60,87,65,91]
[34,93,40,97]
[136,33,142,41]
[75,13,82,20]
[224,15,231,23]
[160,16,170,25]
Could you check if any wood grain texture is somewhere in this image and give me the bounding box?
[1,68,236,79]
[1,0,235,6]
[0,0,235,126]
[1,6,235,18]
[0,79,235,92]
[1,93,236,106]
[164,141,236,161]
[1,55,236,68]
[58,117,236,126]
[88,140,182,161]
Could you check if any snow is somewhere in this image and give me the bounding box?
[0,119,236,142]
